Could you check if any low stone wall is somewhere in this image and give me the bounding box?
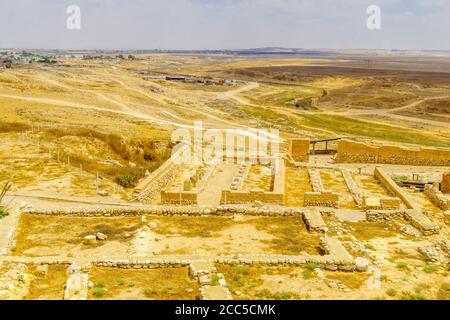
[304,169,339,208]
[404,210,440,236]
[366,208,439,235]
[160,190,198,205]
[320,236,357,271]
[374,167,418,210]
[303,208,327,233]
[220,190,284,205]
[304,191,339,208]
[342,170,363,207]
[336,139,450,166]
[230,162,250,191]
[133,144,189,202]
[366,210,406,222]
[22,204,305,217]
[220,160,285,205]
[92,253,357,272]
[424,184,449,210]
[362,196,402,210]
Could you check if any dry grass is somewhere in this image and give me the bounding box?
[88,267,198,300]
[344,220,400,241]
[285,168,312,207]
[25,265,68,300]
[249,217,321,255]
[155,216,235,238]
[326,272,371,289]
[216,265,295,297]
[13,214,141,256]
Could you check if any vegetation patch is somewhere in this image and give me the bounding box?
[25,265,67,300]
[88,267,197,300]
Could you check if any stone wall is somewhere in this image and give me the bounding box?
[133,144,189,202]
[442,172,450,194]
[342,170,363,207]
[304,191,339,208]
[304,169,339,208]
[220,159,285,205]
[230,162,250,191]
[288,139,310,162]
[160,190,198,205]
[303,208,328,233]
[23,204,304,217]
[404,210,440,236]
[220,190,284,205]
[366,210,406,222]
[424,184,449,210]
[374,167,418,210]
[336,139,450,166]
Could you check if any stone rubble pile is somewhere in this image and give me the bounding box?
[366,210,406,222]
[399,224,421,238]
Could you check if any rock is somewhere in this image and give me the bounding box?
[185,288,194,293]
[83,235,97,245]
[355,257,369,272]
[97,190,109,197]
[400,224,421,238]
[88,281,94,289]
[313,268,325,278]
[148,222,157,230]
[199,275,211,285]
[35,265,48,278]
[67,263,81,275]
[124,232,131,238]
[96,232,108,241]
[235,291,242,296]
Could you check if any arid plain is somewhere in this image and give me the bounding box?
[0,52,449,300]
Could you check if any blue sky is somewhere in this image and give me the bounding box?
[1,0,449,50]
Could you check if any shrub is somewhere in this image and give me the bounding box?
[386,288,397,297]
[437,282,450,300]
[115,175,138,188]
[400,291,426,300]
[211,275,222,286]
[396,261,409,271]
[143,288,156,297]
[95,281,105,288]
[93,287,106,298]
[0,209,9,219]
[128,281,136,287]
[303,270,313,280]
[305,262,319,271]
[116,278,125,286]
[423,264,439,274]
